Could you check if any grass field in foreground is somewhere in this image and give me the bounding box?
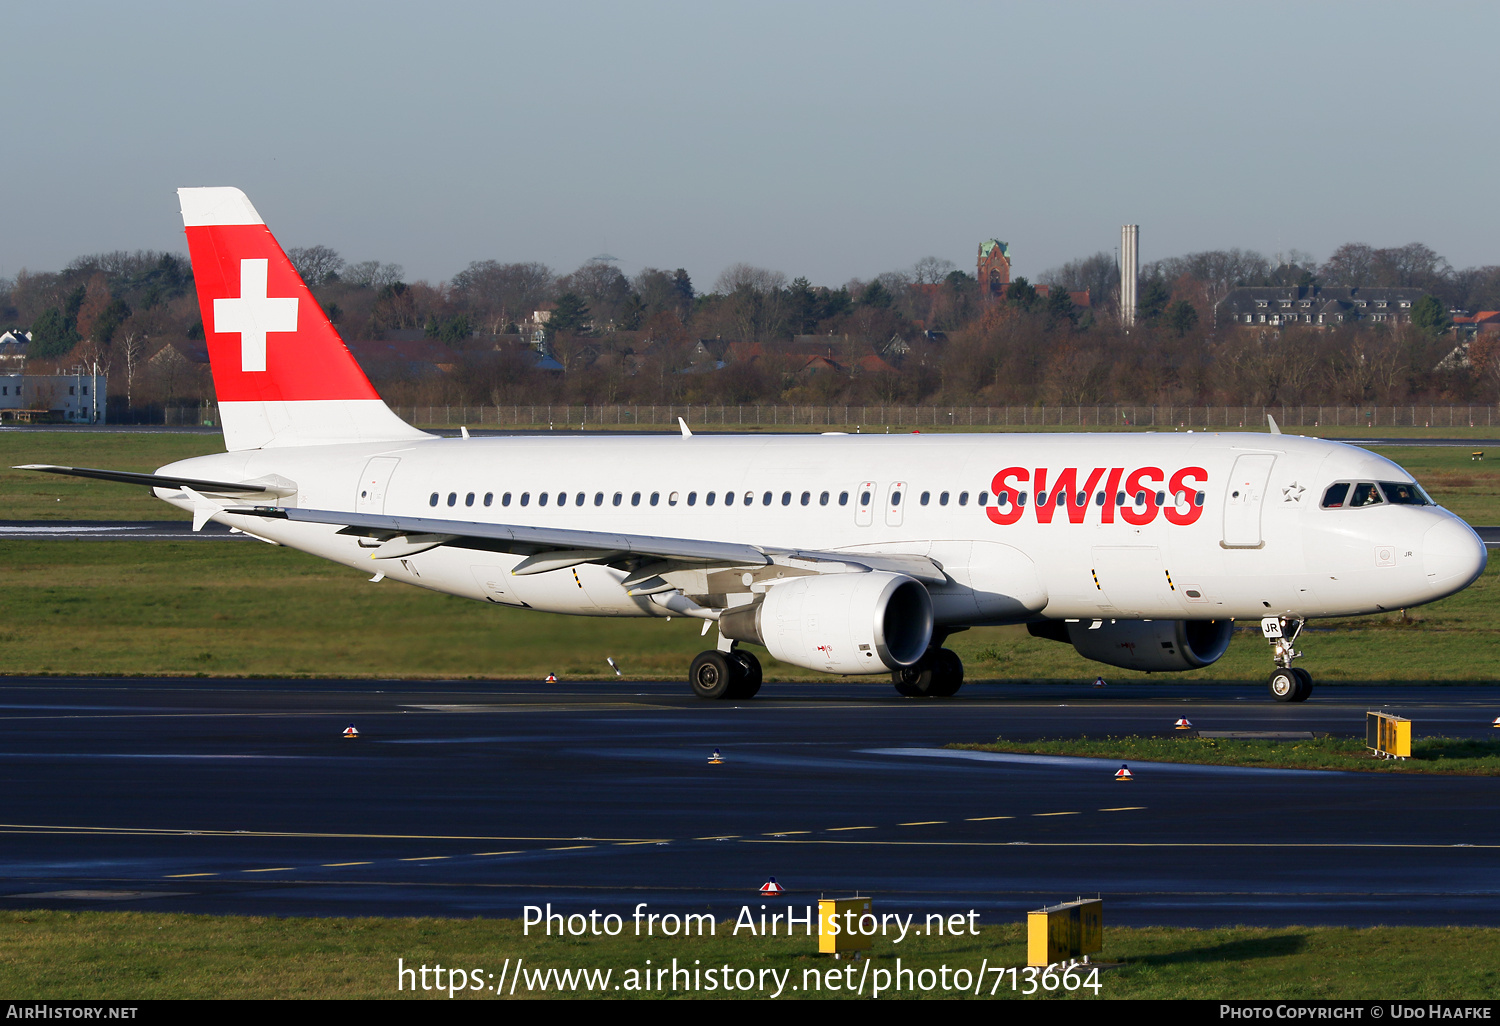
[954,735,1500,775]
[2,540,1500,682]
[0,912,1496,1000]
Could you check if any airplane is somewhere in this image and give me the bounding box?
[17,188,1488,702]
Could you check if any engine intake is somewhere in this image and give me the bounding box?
[721,571,933,674]
[1028,618,1234,672]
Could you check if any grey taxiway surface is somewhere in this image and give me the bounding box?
[0,677,1495,927]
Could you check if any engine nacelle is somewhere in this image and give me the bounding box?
[1028,618,1234,672]
[720,571,933,674]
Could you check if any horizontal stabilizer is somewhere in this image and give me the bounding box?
[15,464,296,496]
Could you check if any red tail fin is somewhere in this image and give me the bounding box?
[178,187,428,451]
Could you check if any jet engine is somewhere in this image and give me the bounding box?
[720,571,933,674]
[1028,618,1234,672]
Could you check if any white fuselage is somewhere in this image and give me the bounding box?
[155,431,1486,630]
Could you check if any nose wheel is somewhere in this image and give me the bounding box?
[1262,617,1313,702]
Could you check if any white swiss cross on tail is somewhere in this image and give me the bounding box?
[213,258,298,372]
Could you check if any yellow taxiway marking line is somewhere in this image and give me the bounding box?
[697,836,740,841]
[472,851,523,856]
[547,846,594,851]
[613,840,668,846]
[742,840,1500,849]
[899,821,947,826]
[763,831,810,836]
[1099,807,1147,812]
[399,856,450,861]
[966,816,1015,821]
[826,826,876,832]
[164,873,218,878]
[242,867,294,872]
[322,862,372,867]
[1033,812,1080,817]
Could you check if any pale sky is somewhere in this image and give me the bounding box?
[4,1,1496,289]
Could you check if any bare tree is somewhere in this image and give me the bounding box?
[287,245,345,285]
[343,260,406,289]
[714,263,786,296]
[910,256,956,285]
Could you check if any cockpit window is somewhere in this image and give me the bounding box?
[1349,482,1383,507]
[1321,483,1349,508]
[1379,481,1431,505]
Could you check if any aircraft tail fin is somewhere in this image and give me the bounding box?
[177,187,431,451]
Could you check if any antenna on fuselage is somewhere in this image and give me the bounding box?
[1267,414,1282,435]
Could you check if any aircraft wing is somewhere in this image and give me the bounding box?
[224,505,947,583]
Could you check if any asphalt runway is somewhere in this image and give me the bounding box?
[0,677,1496,928]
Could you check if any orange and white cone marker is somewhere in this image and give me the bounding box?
[342,723,359,739]
[1174,718,1193,730]
[1115,764,1133,781]
[708,749,723,765]
[759,877,785,896]
[1093,676,1107,688]
[544,673,557,683]
[1492,716,1500,728]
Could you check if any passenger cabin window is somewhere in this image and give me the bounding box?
[447,492,458,507]
[959,492,970,506]
[557,492,567,506]
[465,492,475,507]
[939,491,950,506]
[594,492,604,506]
[763,491,773,506]
[484,493,493,507]
[920,491,930,505]
[429,492,439,507]
[538,492,549,506]
[978,491,988,505]
[613,492,623,506]
[520,492,530,506]
[819,491,829,506]
[576,492,585,506]
[631,492,641,506]
[502,492,512,506]
[651,492,660,506]
[781,491,792,506]
[744,491,754,505]
[725,491,735,506]
[839,491,849,506]
[860,490,872,506]
[706,492,716,506]
[801,491,811,506]
[687,491,698,506]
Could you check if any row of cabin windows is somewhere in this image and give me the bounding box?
[426,487,1210,510]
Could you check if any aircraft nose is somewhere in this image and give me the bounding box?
[1423,517,1488,592]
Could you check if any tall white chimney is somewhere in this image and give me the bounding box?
[1120,224,1139,328]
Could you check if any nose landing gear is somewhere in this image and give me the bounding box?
[1261,617,1312,702]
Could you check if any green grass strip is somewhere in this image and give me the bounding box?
[0,911,1497,999]
[953,736,1500,775]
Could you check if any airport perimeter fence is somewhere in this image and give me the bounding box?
[132,403,1500,431]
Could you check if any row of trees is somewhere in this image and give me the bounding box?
[2,238,1498,411]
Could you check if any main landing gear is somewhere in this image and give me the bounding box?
[892,647,964,698]
[1261,616,1313,702]
[689,647,762,700]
